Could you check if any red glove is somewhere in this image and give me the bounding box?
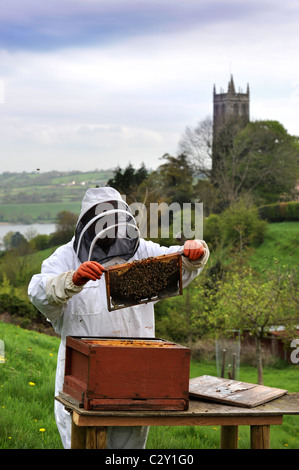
[73,261,105,286]
[183,240,205,261]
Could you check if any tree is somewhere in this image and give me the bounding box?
[2,231,14,251]
[155,269,216,344]
[2,231,30,253]
[179,117,299,207]
[193,179,220,217]
[203,200,267,252]
[212,120,299,206]
[50,211,77,245]
[157,153,194,205]
[106,163,148,203]
[30,234,51,251]
[56,211,77,234]
[178,116,213,178]
[213,264,297,384]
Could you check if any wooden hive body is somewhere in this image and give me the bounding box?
[63,336,190,411]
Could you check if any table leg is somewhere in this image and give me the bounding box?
[220,425,239,449]
[250,425,270,449]
[86,426,108,449]
[71,420,87,449]
[71,420,108,449]
[97,426,108,449]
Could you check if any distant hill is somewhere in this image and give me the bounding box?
[0,169,113,223]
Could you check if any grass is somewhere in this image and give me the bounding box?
[1,321,298,449]
[0,202,81,223]
[0,322,62,449]
[0,169,113,222]
[147,360,299,450]
[50,171,112,185]
[249,221,299,275]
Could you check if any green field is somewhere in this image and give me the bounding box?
[0,170,113,190]
[0,201,81,223]
[0,322,298,449]
[0,169,113,222]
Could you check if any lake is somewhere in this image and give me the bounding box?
[0,223,56,241]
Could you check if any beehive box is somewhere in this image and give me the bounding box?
[63,336,190,411]
[105,253,183,311]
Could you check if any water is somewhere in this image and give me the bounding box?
[0,223,56,241]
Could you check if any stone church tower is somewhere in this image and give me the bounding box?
[211,76,250,183]
[213,75,250,139]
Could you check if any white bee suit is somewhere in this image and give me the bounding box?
[28,187,209,449]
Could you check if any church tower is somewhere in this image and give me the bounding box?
[213,75,250,139]
[211,76,250,183]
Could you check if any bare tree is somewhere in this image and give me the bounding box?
[178,116,213,178]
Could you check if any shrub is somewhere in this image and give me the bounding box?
[203,201,267,250]
[203,213,222,249]
[258,201,299,222]
[30,234,51,251]
[221,202,267,248]
[0,292,45,325]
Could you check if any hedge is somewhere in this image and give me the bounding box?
[0,293,47,327]
[258,201,299,222]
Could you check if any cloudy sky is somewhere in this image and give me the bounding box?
[0,0,299,173]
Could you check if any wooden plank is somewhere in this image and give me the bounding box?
[85,427,107,449]
[96,427,108,449]
[86,427,97,449]
[87,398,188,411]
[71,420,86,449]
[72,410,282,427]
[57,393,299,418]
[189,375,288,408]
[250,425,270,449]
[259,392,299,414]
[220,425,239,449]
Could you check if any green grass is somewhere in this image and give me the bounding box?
[147,360,299,450]
[1,322,298,449]
[50,171,112,185]
[0,202,81,223]
[0,322,62,449]
[249,221,299,274]
[0,169,113,222]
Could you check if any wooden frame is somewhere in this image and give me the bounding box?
[104,253,183,311]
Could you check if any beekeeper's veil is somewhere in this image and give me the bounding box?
[73,187,140,265]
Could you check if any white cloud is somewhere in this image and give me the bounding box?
[1,0,299,171]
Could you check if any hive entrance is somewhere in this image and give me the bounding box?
[105,253,182,311]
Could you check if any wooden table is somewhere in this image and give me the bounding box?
[56,393,299,450]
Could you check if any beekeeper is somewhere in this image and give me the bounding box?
[28,187,209,449]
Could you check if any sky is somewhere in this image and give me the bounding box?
[0,0,299,173]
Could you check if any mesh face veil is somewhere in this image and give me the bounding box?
[73,199,140,265]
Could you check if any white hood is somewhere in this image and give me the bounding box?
[79,187,125,220]
[73,186,140,264]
